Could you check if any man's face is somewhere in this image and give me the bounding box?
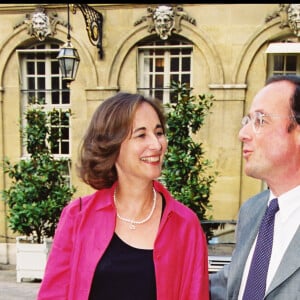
[239,80,300,190]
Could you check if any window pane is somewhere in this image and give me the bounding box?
[171,74,179,82]
[182,74,190,84]
[155,74,164,87]
[28,77,35,90]
[51,61,59,74]
[38,92,46,102]
[170,48,180,55]
[27,53,34,59]
[61,127,69,139]
[51,92,59,104]
[154,90,163,100]
[37,62,45,75]
[51,44,59,50]
[274,55,284,71]
[155,58,164,72]
[52,77,59,90]
[51,142,59,154]
[62,80,69,90]
[156,49,164,55]
[182,48,191,55]
[61,142,69,154]
[182,57,190,71]
[149,75,153,88]
[36,52,45,59]
[28,93,35,103]
[144,57,152,72]
[62,91,70,104]
[286,56,297,71]
[61,111,70,125]
[38,77,45,89]
[171,57,179,72]
[27,62,35,75]
[170,89,178,103]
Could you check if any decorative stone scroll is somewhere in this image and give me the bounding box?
[265,4,300,38]
[14,7,67,41]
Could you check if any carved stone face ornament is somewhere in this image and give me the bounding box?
[134,5,196,40]
[153,6,175,40]
[288,4,300,37]
[31,11,51,41]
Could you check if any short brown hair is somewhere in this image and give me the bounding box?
[266,75,300,125]
[77,92,166,190]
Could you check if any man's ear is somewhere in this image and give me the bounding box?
[295,123,300,145]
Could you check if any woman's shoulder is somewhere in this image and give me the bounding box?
[62,188,110,216]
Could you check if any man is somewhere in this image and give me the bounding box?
[210,75,300,299]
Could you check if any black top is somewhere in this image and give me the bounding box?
[89,195,166,300]
[88,233,156,300]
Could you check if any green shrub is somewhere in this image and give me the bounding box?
[161,81,218,237]
[1,103,76,244]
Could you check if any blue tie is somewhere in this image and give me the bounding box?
[242,198,279,300]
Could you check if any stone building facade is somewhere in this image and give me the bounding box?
[0,3,299,262]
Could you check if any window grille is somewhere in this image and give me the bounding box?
[18,43,71,158]
[138,39,193,103]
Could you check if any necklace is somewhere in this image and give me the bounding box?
[114,187,157,230]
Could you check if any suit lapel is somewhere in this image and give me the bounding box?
[229,191,270,298]
[266,225,300,294]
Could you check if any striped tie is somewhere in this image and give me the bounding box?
[242,198,279,300]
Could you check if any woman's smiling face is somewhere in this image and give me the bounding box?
[115,102,167,182]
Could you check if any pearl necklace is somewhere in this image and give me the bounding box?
[114,187,157,230]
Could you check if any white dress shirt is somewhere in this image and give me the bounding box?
[238,185,300,299]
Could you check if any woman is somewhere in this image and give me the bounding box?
[37,92,209,299]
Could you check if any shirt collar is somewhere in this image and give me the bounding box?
[269,185,300,222]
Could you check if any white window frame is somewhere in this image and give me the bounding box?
[137,41,193,104]
[266,42,300,76]
[17,44,71,159]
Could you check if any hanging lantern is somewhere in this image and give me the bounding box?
[57,40,80,83]
[57,4,103,84]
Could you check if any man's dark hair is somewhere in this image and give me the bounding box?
[266,75,300,125]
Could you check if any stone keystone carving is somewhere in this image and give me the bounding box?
[134,5,196,40]
[265,4,300,38]
[14,7,68,41]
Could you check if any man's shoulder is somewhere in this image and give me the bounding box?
[239,189,270,218]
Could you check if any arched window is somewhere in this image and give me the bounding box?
[266,40,300,76]
[18,42,71,158]
[137,36,193,103]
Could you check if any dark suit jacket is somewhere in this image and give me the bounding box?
[210,189,300,299]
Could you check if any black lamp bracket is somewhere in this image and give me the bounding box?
[71,4,103,59]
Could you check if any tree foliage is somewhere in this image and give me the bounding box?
[1,103,76,243]
[161,81,218,228]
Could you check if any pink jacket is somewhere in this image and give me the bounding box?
[38,180,209,299]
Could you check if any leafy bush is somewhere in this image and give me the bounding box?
[161,81,218,236]
[1,103,76,243]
